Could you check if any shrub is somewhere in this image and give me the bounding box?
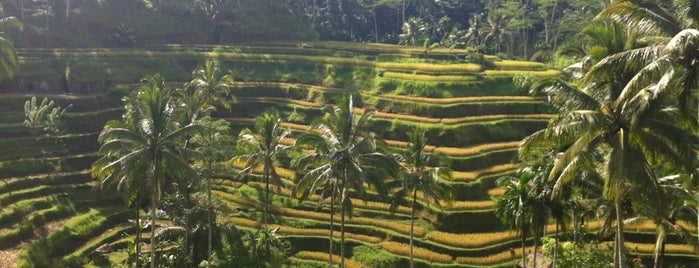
[352,245,402,268]
[381,241,452,263]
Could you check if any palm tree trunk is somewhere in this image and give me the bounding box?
[207,174,213,265]
[264,165,270,257]
[614,196,626,268]
[329,181,336,267]
[521,223,527,267]
[410,190,417,268]
[340,192,346,268]
[136,192,141,268]
[150,179,157,268]
[553,219,559,268]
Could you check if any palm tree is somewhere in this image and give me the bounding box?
[234,111,290,259]
[599,1,699,246]
[521,64,697,267]
[186,60,236,110]
[494,164,547,267]
[0,8,22,81]
[294,94,397,267]
[389,129,452,268]
[93,74,202,268]
[481,12,509,54]
[399,17,428,46]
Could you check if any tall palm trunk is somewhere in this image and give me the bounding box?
[340,187,346,268]
[553,219,559,268]
[410,190,417,268]
[136,192,141,268]
[150,178,157,268]
[521,222,527,267]
[207,168,213,265]
[264,165,271,256]
[328,180,336,267]
[614,196,626,268]
[150,160,160,268]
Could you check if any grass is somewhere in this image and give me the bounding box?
[228,217,383,244]
[378,94,545,104]
[456,247,532,265]
[294,251,365,268]
[428,230,519,248]
[483,69,561,77]
[214,190,428,238]
[383,72,481,83]
[452,164,519,182]
[381,241,453,263]
[493,60,545,70]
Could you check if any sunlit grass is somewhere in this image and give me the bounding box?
[483,69,561,77]
[214,191,428,237]
[381,241,453,263]
[294,251,365,268]
[383,72,481,82]
[493,60,545,70]
[378,94,545,104]
[456,246,532,265]
[452,164,518,182]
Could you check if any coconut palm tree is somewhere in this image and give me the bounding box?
[293,94,397,268]
[234,111,290,259]
[0,8,22,81]
[521,65,697,267]
[494,164,548,267]
[389,129,452,268]
[186,60,236,110]
[93,74,202,268]
[399,17,429,46]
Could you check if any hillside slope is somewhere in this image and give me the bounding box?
[0,42,695,267]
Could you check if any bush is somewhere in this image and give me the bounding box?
[352,245,401,268]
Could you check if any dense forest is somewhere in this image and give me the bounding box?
[1,0,699,268]
[0,0,609,61]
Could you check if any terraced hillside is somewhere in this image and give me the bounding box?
[1,42,696,267]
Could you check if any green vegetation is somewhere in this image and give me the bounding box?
[1,1,699,267]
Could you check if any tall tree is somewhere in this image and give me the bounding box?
[93,74,202,268]
[521,63,697,267]
[494,162,548,267]
[234,111,290,259]
[186,60,236,111]
[390,129,452,268]
[294,94,397,268]
[0,6,21,81]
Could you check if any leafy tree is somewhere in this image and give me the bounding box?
[294,94,396,268]
[0,7,21,80]
[389,129,452,268]
[234,111,290,258]
[494,161,548,267]
[522,65,697,267]
[399,17,428,46]
[92,74,202,268]
[186,60,236,111]
[23,96,70,137]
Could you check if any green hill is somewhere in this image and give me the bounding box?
[0,41,695,267]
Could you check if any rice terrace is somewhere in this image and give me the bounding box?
[0,1,699,268]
